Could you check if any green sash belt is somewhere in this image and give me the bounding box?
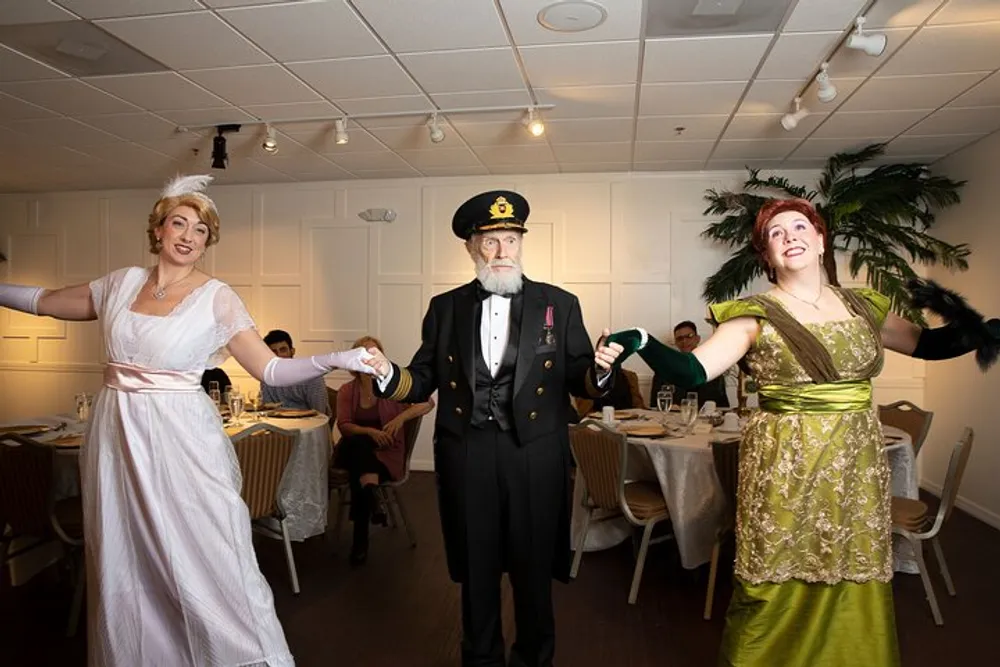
[758,380,872,413]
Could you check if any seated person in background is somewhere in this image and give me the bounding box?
[649,320,730,408]
[576,366,645,419]
[201,367,232,394]
[335,335,435,566]
[260,329,332,415]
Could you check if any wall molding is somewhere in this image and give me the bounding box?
[921,478,1000,531]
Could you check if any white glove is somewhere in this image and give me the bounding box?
[0,283,43,315]
[263,347,376,387]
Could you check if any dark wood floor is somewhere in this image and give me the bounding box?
[3,472,998,666]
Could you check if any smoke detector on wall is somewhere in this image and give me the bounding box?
[537,1,608,33]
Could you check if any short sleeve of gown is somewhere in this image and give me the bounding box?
[851,287,892,328]
[208,284,257,367]
[708,299,768,326]
[88,267,134,318]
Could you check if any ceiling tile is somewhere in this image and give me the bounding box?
[55,0,203,19]
[353,0,506,53]
[96,12,271,70]
[878,22,1000,75]
[798,76,866,109]
[949,70,1000,107]
[287,56,420,101]
[535,85,636,119]
[219,2,384,61]
[519,41,640,87]
[182,65,321,107]
[643,35,771,83]
[639,81,745,116]
[488,163,558,175]
[334,96,429,118]
[839,72,989,112]
[351,167,421,179]
[240,101,343,122]
[395,148,483,169]
[886,133,986,156]
[724,112,828,140]
[450,120,540,147]
[419,165,490,177]
[328,151,411,172]
[74,141,178,169]
[784,0,867,32]
[0,44,67,82]
[292,125,387,155]
[77,112,182,142]
[85,72,229,111]
[782,157,832,169]
[368,123,468,150]
[634,141,715,162]
[431,89,533,110]
[712,139,800,160]
[823,27,915,78]
[757,32,842,80]
[739,79,808,114]
[863,0,942,28]
[473,144,555,165]
[543,118,634,144]
[500,0,642,46]
[811,110,931,138]
[155,107,255,127]
[928,0,1000,25]
[634,160,707,172]
[6,117,122,149]
[401,48,523,93]
[789,137,892,159]
[906,106,1000,135]
[135,131,212,160]
[256,152,348,175]
[635,115,728,141]
[706,159,784,171]
[0,91,58,121]
[0,79,139,116]
[552,142,632,163]
[0,1,77,24]
[561,163,631,174]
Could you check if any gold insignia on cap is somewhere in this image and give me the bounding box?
[489,196,515,220]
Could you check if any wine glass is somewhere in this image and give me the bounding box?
[656,387,673,413]
[679,398,698,432]
[228,390,245,427]
[246,389,261,421]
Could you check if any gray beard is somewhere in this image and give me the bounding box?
[474,257,523,295]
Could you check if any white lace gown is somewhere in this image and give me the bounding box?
[83,267,294,667]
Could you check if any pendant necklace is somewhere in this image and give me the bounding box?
[151,267,193,300]
[777,284,824,310]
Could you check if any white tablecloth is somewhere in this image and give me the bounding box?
[571,411,920,574]
[229,413,332,542]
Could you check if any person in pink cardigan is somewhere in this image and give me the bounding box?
[336,335,435,566]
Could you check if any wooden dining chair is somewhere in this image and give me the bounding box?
[230,423,300,594]
[569,419,673,605]
[704,437,740,620]
[879,400,933,457]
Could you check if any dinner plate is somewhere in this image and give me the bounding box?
[618,422,668,438]
[48,434,83,448]
[588,410,640,421]
[0,424,57,436]
[270,408,318,418]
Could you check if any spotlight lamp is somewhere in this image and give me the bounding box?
[781,97,809,131]
[816,62,838,103]
[428,113,446,144]
[523,107,545,137]
[211,124,241,170]
[334,118,349,145]
[261,124,278,154]
[847,16,887,57]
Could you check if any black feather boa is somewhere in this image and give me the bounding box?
[907,278,1000,371]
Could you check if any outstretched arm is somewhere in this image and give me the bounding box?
[1,282,97,321]
[227,328,374,385]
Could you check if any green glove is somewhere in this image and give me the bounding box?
[605,328,707,388]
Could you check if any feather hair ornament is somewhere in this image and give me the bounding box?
[159,174,215,201]
[907,277,1000,371]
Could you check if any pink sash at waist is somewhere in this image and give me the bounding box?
[104,362,203,393]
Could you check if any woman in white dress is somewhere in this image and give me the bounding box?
[0,175,374,666]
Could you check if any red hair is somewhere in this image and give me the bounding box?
[752,198,827,257]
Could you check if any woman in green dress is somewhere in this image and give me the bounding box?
[606,198,995,666]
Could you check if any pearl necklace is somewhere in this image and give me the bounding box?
[777,284,825,310]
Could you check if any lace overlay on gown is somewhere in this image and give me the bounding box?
[83,266,294,667]
[712,290,894,586]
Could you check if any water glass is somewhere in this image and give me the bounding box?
[228,391,245,427]
[686,391,699,405]
[679,398,698,430]
[656,387,673,412]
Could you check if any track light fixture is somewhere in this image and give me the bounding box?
[334,118,349,145]
[211,124,241,170]
[428,113,446,143]
[523,107,545,137]
[815,62,838,103]
[781,97,809,131]
[846,16,887,57]
[261,124,279,154]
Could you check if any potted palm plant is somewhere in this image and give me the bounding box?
[702,143,968,324]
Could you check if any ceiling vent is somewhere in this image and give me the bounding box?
[645,0,795,37]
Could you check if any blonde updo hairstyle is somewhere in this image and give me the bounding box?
[147,194,221,254]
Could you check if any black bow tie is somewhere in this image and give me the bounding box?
[477,283,519,301]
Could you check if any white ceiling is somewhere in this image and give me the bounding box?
[0,0,999,192]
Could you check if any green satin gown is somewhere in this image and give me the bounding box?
[710,288,901,667]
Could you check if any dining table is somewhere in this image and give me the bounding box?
[570,409,919,574]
